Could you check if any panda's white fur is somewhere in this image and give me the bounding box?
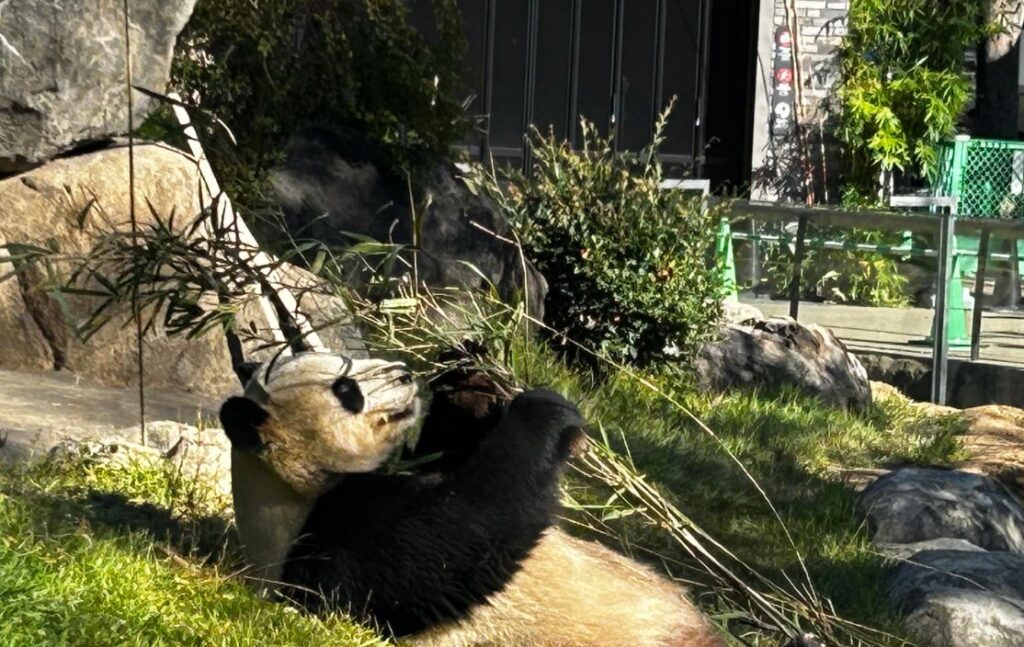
[225,353,723,646]
[413,528,721,646]
[231,353,420,585]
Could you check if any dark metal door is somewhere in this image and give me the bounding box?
[415,0,710,175]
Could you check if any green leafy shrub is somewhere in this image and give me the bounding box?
[816,253,910,308]
[168,0,466,189]
[836,0,994,195]
[476,111,725,367]
[760,227,911,307]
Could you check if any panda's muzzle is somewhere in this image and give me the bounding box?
[338,363,419,425]
[386,405,418,424]
[332,370,416,415]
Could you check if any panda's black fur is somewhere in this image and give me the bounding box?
[403,362,509,472]
[223,379,583,637]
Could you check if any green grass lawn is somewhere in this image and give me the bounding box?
[0,345,965,645]
[0,453,387,647]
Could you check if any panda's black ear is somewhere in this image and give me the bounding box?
[219,397,269,451]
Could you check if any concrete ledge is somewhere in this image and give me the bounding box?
[0,368,219,465]
[860,352,1024,409]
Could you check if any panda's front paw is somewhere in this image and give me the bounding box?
[507,389,581,424]
[506,389,586,461]
[554,423,588,462]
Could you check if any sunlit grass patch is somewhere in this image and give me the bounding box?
[0,456,388,647]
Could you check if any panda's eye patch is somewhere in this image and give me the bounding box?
[331,377,365,413]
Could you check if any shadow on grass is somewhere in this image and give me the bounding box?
[7,480,240,567]
[568,411,910,633]
[81,490,238,562]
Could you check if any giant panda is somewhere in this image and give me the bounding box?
[219,352,724,646]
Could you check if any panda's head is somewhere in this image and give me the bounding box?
[219,352,420,499]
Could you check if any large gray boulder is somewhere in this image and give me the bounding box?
[0,0,197,174]
[720,300,763,325]
[876,538,987,562]
[695,317,871,412]
[858,468,1024,552]
[888,549,1024,646]
[267,133,547,320]
[0,143,363,398]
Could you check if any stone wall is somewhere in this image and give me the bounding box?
[752,0,849,201]
[772,0,848,122]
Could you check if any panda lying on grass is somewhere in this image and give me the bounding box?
[219,352,722,646]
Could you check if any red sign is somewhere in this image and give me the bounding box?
[771,26,796,136]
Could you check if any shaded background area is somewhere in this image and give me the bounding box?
[411,0,759,189]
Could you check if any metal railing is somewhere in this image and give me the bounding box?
[726,197,970,404]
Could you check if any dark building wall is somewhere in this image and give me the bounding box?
[703,0,760,190]
[418,1,710,174]
[413,1,770,189]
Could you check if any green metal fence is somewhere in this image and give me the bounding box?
[936,136,1024,304]
[938,136,1024,219]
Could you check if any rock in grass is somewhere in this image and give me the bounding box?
[858,468,1024,552]
[50,420,233,497]
[720,300,763,325]
[0,0,197,174]
[695,317,871,412]
[889,549,1024,647]
[876,538,986,562]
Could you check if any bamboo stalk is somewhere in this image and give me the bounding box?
[122,0,146,446]
[167,94,326,354]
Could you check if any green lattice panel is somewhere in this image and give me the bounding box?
[939,137,1024,219]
